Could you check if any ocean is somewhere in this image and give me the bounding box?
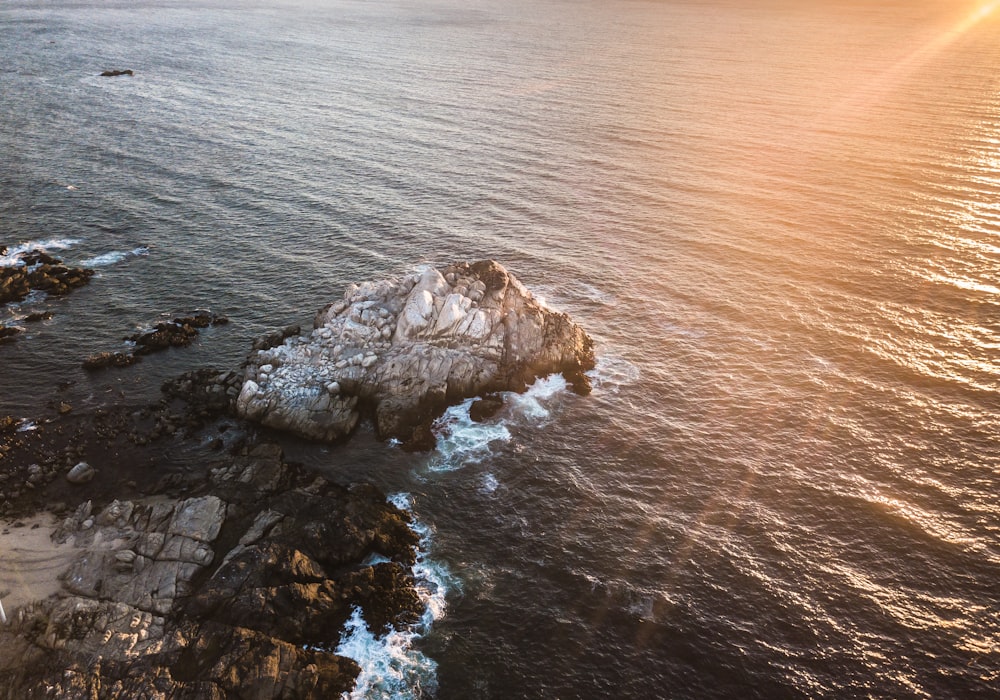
[2,0,999,697]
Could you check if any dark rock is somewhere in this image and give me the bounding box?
[82,351,138,370]
[84,312,229,370]
[24,311,53,322]
[0,327,21,344]
[0,440,421,698]
[0,249,94,307]
[469,393,504,422]
[251,324,301,352]
[100,69,134,77]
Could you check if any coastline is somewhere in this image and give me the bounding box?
[0,256,595,697]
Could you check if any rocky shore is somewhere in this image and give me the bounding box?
[0,259,595,698]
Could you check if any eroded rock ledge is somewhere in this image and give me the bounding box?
[236,260,595,446]
[0,442,420,699]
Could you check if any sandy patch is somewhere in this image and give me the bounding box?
[0,514,76,619]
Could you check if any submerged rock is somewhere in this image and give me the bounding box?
[100,69,133,77]
[82,312,228,370]
[236,260,594,446]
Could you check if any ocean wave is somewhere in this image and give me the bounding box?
[78,246,150,268]
[337,492,454,699]
[424,373,575,474]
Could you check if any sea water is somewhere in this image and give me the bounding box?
[2,0,1000,696]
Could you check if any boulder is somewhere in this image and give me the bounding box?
[65,462,96,484]
[236,260,594,445]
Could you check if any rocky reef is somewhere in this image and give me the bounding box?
[83,311,229,370]
[0,249,94,306]
[0,247,94,345]
[236,260,594,446]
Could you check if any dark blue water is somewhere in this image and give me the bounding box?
[3,0,1000,697]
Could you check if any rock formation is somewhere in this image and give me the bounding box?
[236,260,594,445]
[0,249,94,306]
[0,442,421,698]
[83,311,228,370]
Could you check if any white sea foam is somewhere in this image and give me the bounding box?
[0,238,81,268]
[79,246,150,268]
[481,473,499,494]
[506,373,567,421]
[424,373,576,473]
[337,492,454,700]
[16,419,38,432]
[426,398,512,473]
[587,354,640,394]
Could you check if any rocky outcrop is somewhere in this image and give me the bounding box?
[0,442,421,698]
[0,249,94,306]
[83,311,228,370]
[236,260,594,445]
[100,69,133,77]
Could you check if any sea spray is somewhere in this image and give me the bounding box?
[336,492,455,700]
[426,398,512,473]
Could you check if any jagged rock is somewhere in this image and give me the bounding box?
[0,441,420,698]
[82,350,138,370]
[128,311,228,355]
[82,313,228,370]
[236,260,594,445]
[470,393,504,422]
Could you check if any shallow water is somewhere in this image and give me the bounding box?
[2,0,1000,696]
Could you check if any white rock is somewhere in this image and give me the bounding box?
[67,462,96,484]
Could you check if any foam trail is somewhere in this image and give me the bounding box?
[337,492,453,699]
[426,373,575,473]
[79,246,150,267]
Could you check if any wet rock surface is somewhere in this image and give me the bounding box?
[1,248,94,345]
[237,260,594,446]
[83,311,229,370]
